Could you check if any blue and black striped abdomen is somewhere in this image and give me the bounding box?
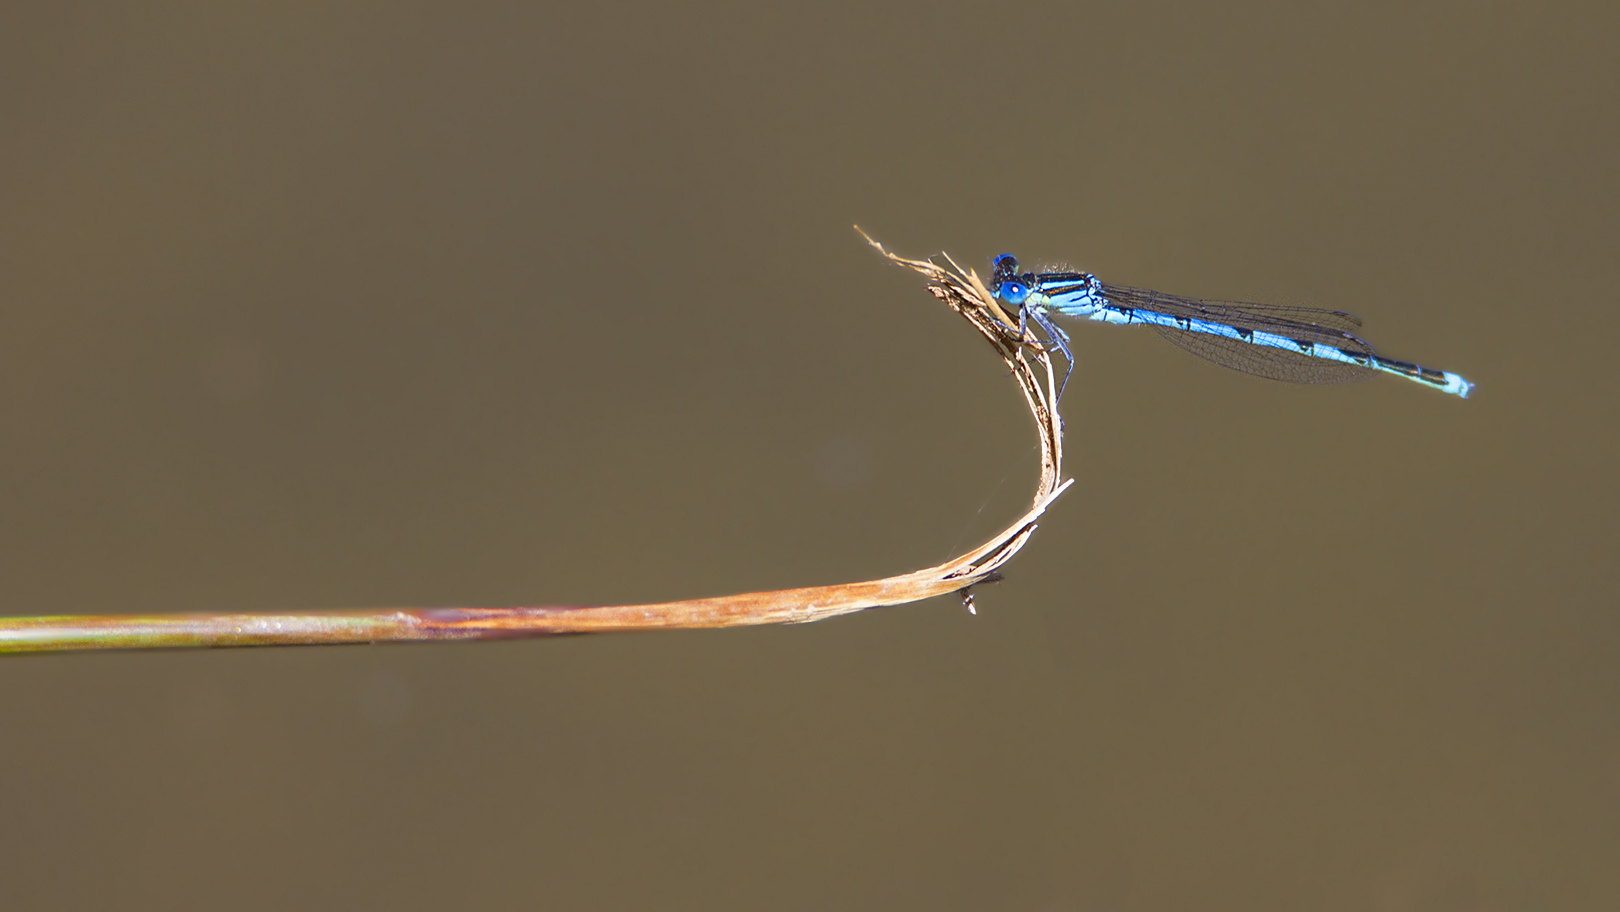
[1096,284,1472,396]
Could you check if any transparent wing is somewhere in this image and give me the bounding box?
[1101,283,1370,344]
[1152,327,1378,384]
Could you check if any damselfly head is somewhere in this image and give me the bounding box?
[992,254,1033,305]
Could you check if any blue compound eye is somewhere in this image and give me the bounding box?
[998,281,1030,306]
[992,254,1020,286]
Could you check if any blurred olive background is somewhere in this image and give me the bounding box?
[1,2,1615,910]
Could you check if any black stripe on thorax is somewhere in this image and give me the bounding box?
[1041,283,1098,298]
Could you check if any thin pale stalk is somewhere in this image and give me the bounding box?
[0,233,1071,654]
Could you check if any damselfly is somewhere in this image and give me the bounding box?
[990,255,1473,400]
